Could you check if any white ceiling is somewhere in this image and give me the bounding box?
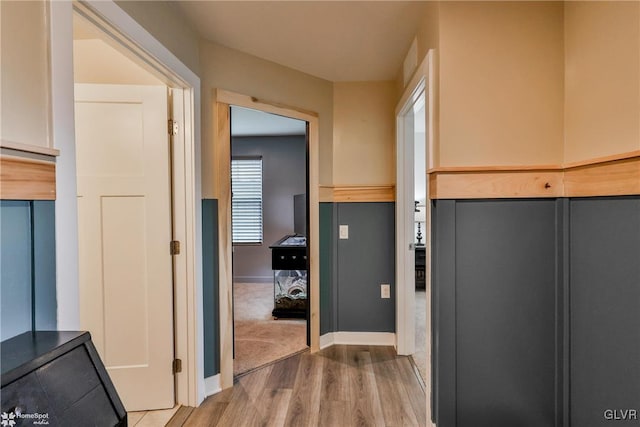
[176,1,428,82]
[231,106,306,137]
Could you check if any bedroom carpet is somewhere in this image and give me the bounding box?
[233,282,307,377]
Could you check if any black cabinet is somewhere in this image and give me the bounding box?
[271,246,307,270]
[270,234,308,318]
[415,246,426,289]
[1,331,126,426]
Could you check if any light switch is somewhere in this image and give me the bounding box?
[381,284,391,299]
[339,225,349,239]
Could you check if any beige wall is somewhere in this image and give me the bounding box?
[564,1,640,163]
[396,1,440,97]
[415,1,440,73]
[438,1,564,168]
[333,81,396,185]
[399,1,639,169]
[114,1,200,75]
[199,40,334,197]
[1,0,51,149]
[73,39,164,85]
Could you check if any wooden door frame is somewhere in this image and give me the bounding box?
[214,89,320,389]
[54,1,203,407]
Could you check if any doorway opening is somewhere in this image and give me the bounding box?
[70,5,198,411]
[396,89,427,355]
[214,90,320,390]
[411,95,428,384]
[395,51,434,400]
[230,106,309,377]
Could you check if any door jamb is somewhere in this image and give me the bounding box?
[396,83,421,357]
[56,1,203,406]
[396,49,437,426]
[214,89,320,390]
[394,49,434,395]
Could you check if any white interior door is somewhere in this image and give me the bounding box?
[396,86,427,356]
[75,84,175,411]
[396,106,417,356]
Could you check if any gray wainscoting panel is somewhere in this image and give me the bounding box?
[319,202,337,335]
[569,197,640,427]
[0,201,33,341]
[558,199,570,427]
[455,200,558,427]
[431,199,457,426]
[202,199,220,377]
[432,199,560,427]
[336,202,395,332]
[32,201,57,331]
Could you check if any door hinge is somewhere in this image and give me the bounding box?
[168,119,179,136]
[170,240,181,255]
[173,358,182,374]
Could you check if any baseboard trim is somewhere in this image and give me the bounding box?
[204,374,221,397]
[233,276,272,284]
[320,333,333,350]
[319,332,396,350]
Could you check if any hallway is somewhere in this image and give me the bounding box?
[169,345,426,426]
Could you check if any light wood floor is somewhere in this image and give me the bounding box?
[413,290,428,383]
[168,345,427,426]
[128,405,180,426]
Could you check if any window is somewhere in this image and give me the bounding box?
[231,157,263,244]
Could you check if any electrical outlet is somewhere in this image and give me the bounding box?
[339,225,349,239]
[381,284,391,299]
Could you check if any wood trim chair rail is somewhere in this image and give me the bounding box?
[0,155,56,200]
[319,185,395,203]
[428,151,640,199]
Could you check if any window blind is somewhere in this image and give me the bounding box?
[231,158,263,244]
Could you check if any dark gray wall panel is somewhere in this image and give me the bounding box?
[231,135,306,282]
[431,200,457,426]
[558,199,570,427]
[202,199,220,377]
[33,201,57,331]
[569,197,640,427]
[337,202,395,332]
[432,199,560,427]
[1,201,33,340]
[319,202,337,335]
[432,197,640,427]
[455,200,558,427]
